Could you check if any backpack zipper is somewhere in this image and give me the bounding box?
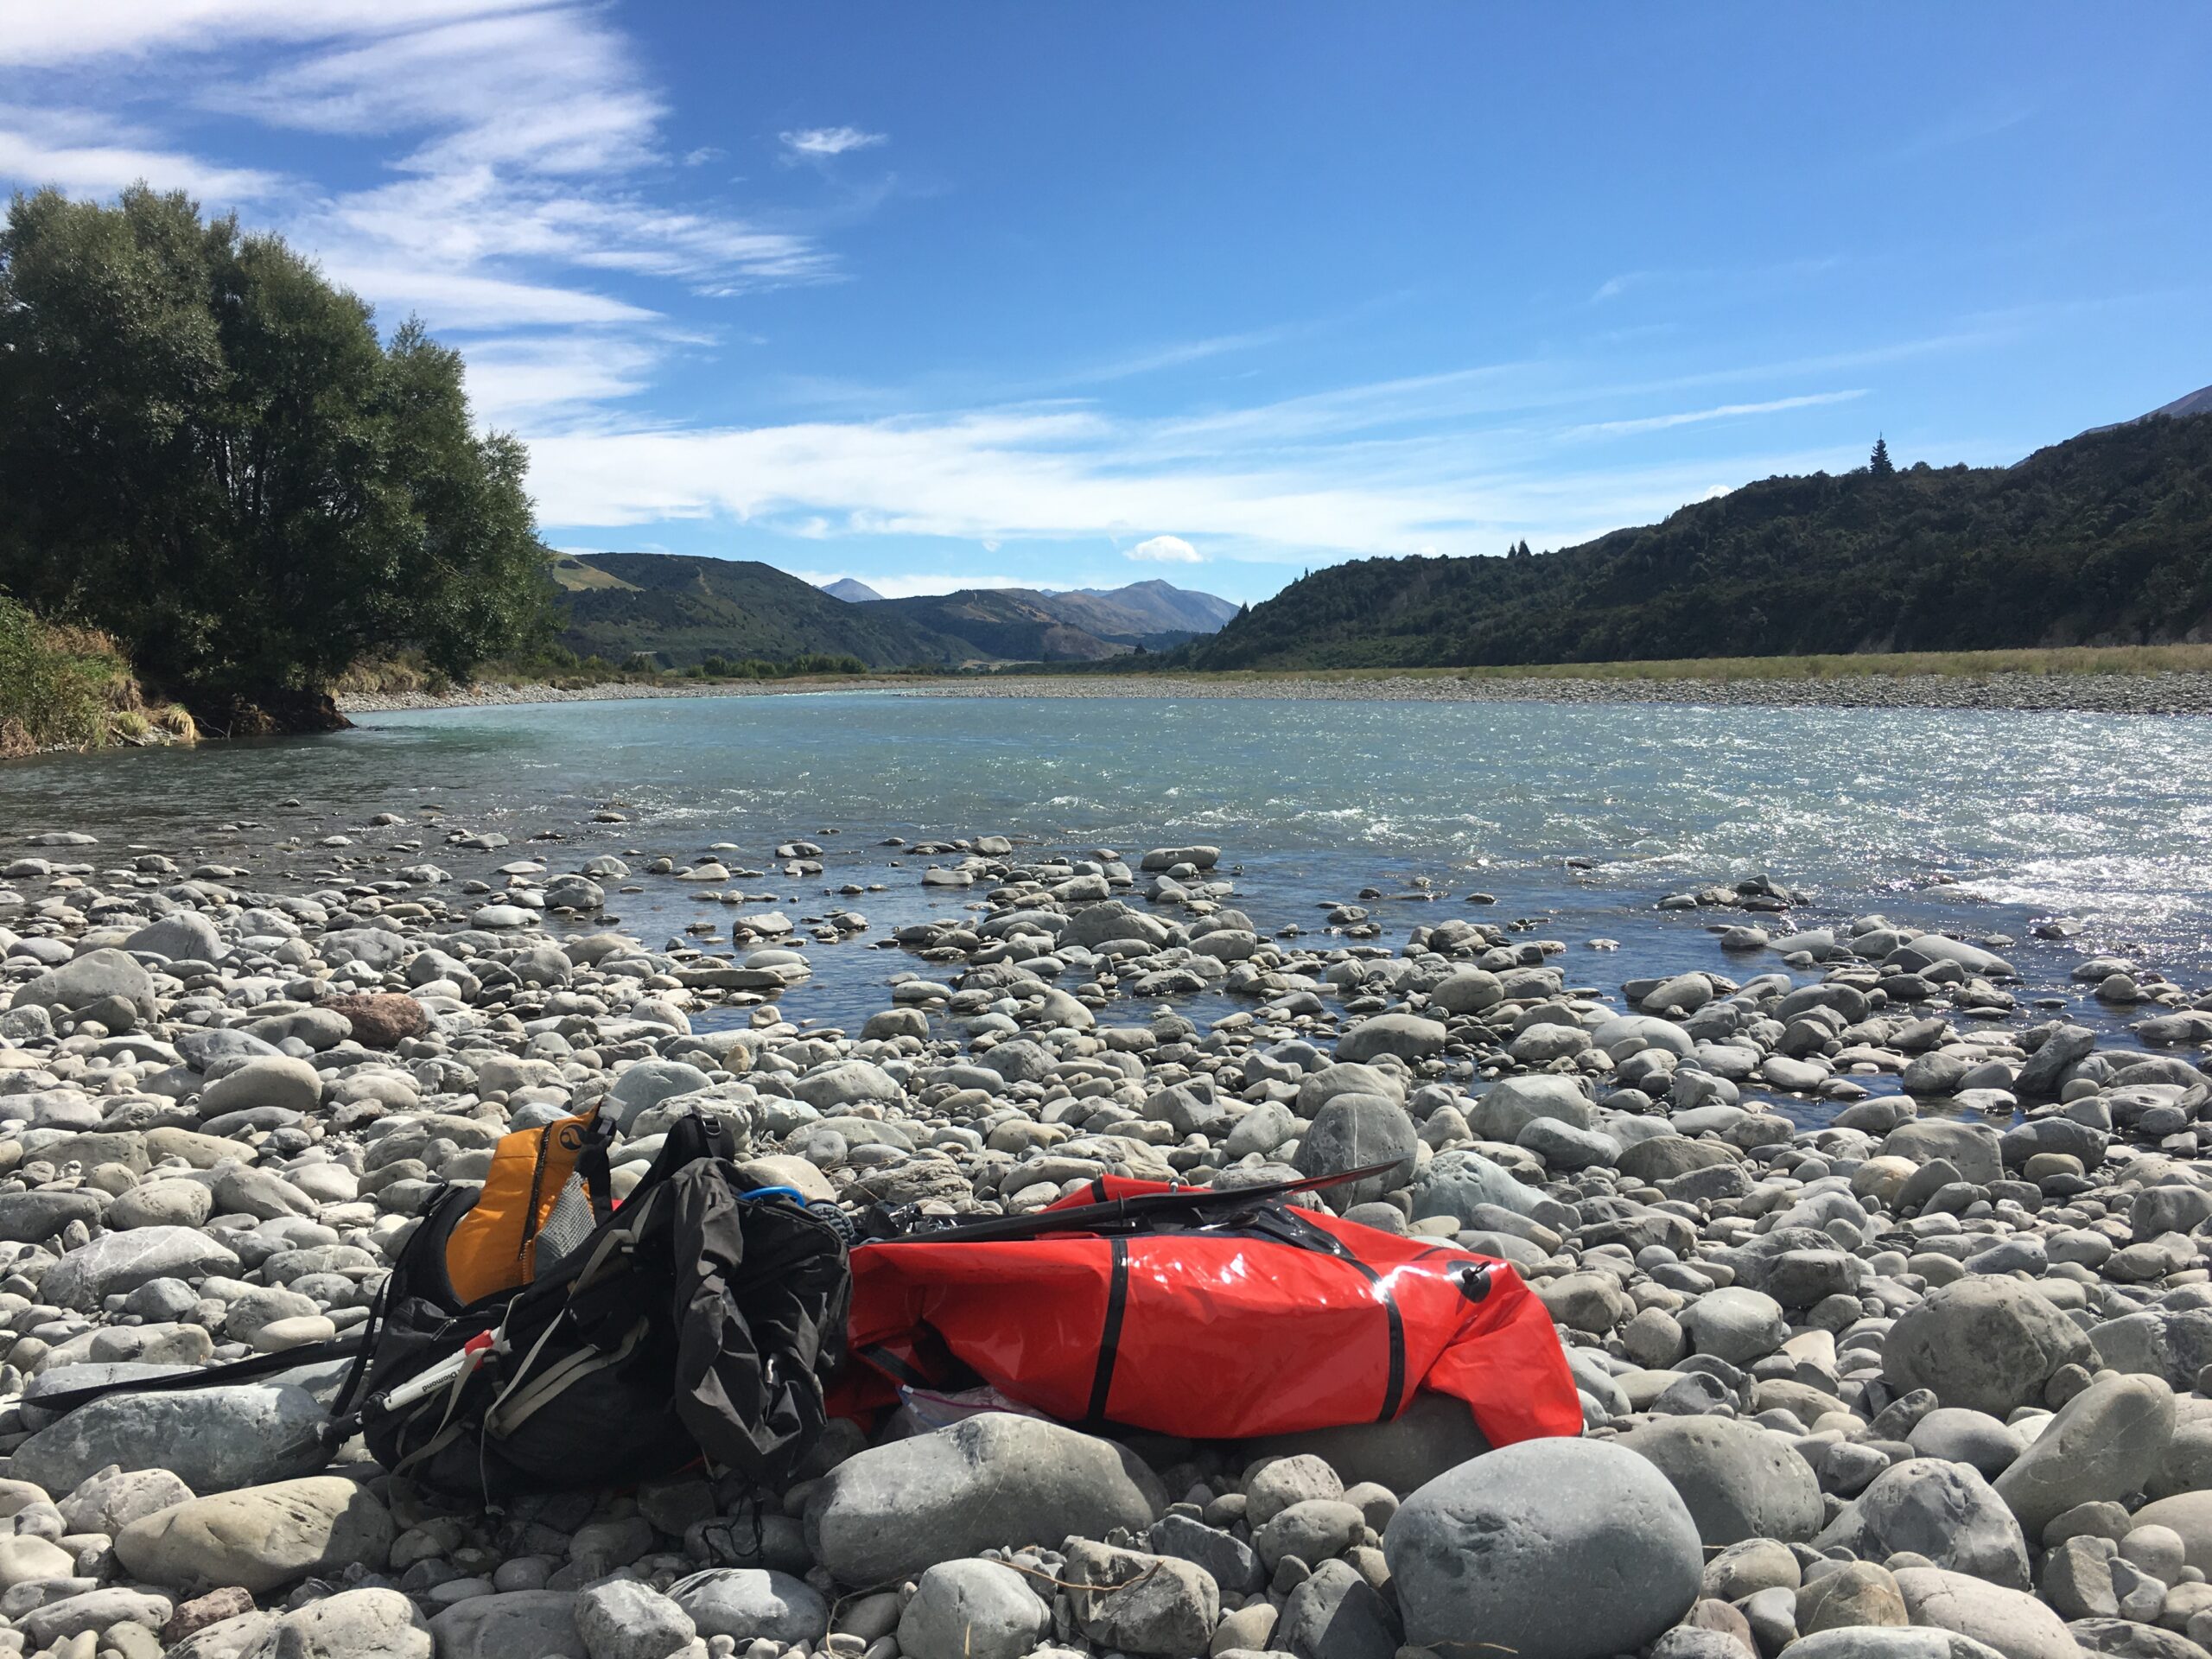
[517,1124,556,1263]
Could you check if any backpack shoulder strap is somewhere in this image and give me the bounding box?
[626,1109,736,1199]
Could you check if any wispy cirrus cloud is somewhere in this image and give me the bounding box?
[1592,256,1842,306]
[779,126,887,161]
[0,3,846,427]
[521,378,1878,569]
[1569,389,1868,439]
[0,116,283,200]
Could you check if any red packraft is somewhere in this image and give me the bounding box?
[833,1173,1581,1446]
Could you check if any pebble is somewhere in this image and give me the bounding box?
[0,809,2208,1659]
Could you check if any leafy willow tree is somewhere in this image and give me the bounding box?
[0,185,550,716]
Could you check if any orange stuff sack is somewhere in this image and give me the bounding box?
[442,1109,607,1306]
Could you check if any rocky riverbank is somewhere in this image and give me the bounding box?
[338,669,2212,717]
[2,814,2211,1659]
[335,678,879,712]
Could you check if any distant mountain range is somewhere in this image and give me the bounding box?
[549,556,1236,668]
[1181,397,2212,671]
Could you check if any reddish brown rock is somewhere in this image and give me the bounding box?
[319,992,428,1048]
[164,1586,257,1642]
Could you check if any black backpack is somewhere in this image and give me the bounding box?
[348,1113,851,1503]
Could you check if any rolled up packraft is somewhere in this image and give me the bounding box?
[834,1171,1583,1446]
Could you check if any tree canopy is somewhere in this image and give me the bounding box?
[0,185,550,714]
[1185,412,2212,671]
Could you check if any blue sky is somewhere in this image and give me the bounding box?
[4,4,2209,603]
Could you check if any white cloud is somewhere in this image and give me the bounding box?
[0,2,547,67]
[454,331,664,424]
[0,124,283,200]
[520,389,1875,569]
[681,146,724,167]
[1128,535,1202,563]
[1569,389,1867,439]
[779,126,886,160]
[0,0,849,450]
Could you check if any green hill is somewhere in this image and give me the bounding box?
[556,556,1236,667]
[553,554,969,668]
[1188,410,2212,671]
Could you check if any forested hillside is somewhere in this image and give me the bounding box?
[1189,413,2212,671]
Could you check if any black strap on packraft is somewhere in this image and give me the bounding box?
[342,1111,850,1504]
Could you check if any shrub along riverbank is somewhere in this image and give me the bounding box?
[0,597,198,756]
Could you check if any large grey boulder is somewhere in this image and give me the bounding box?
[1293,1094,1417,1205]
[1469,1075,1592,1142]
[1061,1539,1220,1657]
[805,1416,1164,1584]
[9,1382,330,1495]
[2015,1025,2098,1099]
[605,1059,715,1128]
[1385,1438,1702,1659]
[124,912,226,963]
[41,1225,240,1310]
[0,1189,107,1244]
[1881,1121,2004,1187]
[1299,1063,1405,1116]
[1894,935,2018,980]
[199,1056,321,1116]
[1993,1374,2174,1535]
[1276,1556,1399,1659]
[666,1570,829,1644]
[244,1589,429,1659]
[1147,1513,1264,1595]
[1883,1278,2095,1416]
[897,1560,1048,1659]
[1891,1567,2077,1659]
[1815,1460,2031,1591]
[315,928,410,970]
[1618,1135,1741,1185]
[428,1592,586,1659]
[1518,1116,1619,1170]
[1618,1416,1825,1544]
[16,1589,174,1649]
[1780,1631,2008,1659]
[791,1059,903,1112]
[1337,1014,1446,1065]
[1907,1409,2024,1479]
[575,1580,695,1659]
[10,949,156,1022]
[1412,1148,1546,1223]
[115,1477,394,1595]
[2110,1491,2212,1574]
[1431,969,1504,1014]
[2147,1422,2212,1502]
[56,1467,194,1535]
[1681,1287,1791,1366]
[2088,1310,2212,1390]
